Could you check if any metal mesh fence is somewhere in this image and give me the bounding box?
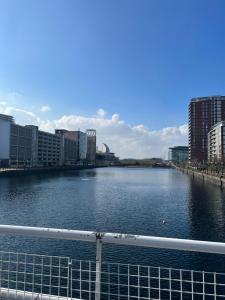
[0,251,225,299]
[0,251,70,299]
[71,260,225,300]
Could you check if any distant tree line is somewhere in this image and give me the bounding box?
[119,158,170,167]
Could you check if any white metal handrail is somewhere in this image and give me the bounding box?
[0,224,225,254]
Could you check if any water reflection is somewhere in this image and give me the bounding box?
[188,178,225,242]
[0,168,225,272]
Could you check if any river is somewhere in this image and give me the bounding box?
[0,167,225,272]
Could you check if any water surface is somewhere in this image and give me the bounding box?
[0,167,225,272]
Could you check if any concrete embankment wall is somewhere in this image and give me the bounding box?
[0,165,97,178]
[177,167,225,189]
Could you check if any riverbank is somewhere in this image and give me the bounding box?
[0,165,99,177]
[176,166,225,188]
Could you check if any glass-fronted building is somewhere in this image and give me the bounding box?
[168,146,189,163]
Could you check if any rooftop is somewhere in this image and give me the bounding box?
[0,113,14,122]
[190,95,225,102]
[209,120,225,132]
[169,146,189,150]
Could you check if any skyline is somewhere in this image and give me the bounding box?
[1,1,225,158]
[0,94,187,159]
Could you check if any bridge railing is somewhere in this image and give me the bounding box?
[0,225,225,299]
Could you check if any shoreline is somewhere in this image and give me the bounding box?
[0,164,173,177]
[176,166,225,189]
[0,165,100,177]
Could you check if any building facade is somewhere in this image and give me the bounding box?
[36,130,62,167]
[208,121,225,162]
[55,129,78,165]
[168,146,189,163]
[0,114,14,167]
[72,131,87,161]
[96,143,119,165]
[86,129,96,163]
[55,130,87,162]
[10,124,33,167]
[0,114,94,168]
[189,96,225,163]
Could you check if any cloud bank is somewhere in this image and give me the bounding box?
[0,101,188,159]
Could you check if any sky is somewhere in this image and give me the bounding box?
[0,0,225,158]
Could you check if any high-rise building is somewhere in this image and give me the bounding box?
[168,146,189,163]
[86,129,96,163]
[208,121,225,162]
[189,96,225,163]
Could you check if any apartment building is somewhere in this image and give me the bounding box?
[189,96,225,163]
[208,121,225,162]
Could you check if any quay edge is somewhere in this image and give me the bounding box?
[176,166,225,189]
[0,165,105,178]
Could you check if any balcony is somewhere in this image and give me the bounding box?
[0,225,225,300]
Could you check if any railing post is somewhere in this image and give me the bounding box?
[95,233,102,300]
[68,257,72,299]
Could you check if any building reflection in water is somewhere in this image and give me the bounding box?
[187,177,225,272]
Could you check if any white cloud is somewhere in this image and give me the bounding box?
[96,108,107,118]
[0,102,188,159]
[39,110,188,159]
[41,105,51,112]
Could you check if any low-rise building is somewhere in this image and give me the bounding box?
[168,146,189,163]
[96,143,119,165]
[208,121,225,162]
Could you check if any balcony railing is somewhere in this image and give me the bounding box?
[0,225,225,299]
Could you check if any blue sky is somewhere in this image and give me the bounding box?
[0,0,225,158]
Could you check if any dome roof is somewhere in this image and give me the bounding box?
[102,143,110,153]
